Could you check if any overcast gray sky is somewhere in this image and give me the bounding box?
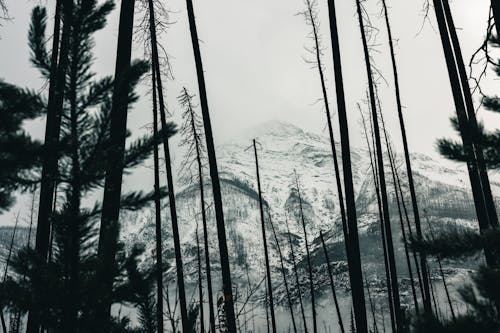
[0,0,498,224]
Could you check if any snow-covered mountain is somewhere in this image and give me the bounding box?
[124,120,497,289]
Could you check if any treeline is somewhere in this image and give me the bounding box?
[0,0,499,332]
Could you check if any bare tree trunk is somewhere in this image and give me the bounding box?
[354,1,402,330]
[492,0,500,37]
[285,217,308,333]
[196,226,205,333]
[29,0,68,329]
[252,139,277,333]
[319,231,345,333]
[97,0,136,327]
[293,171,317,333]
[184,0,237,331]
[360,111,396,333]
[442,0,499,229]
[325,1,367,330]
[151,65,164,333]
[364,276,378,333]
[268,212,298,333]
[146,0,189,329]
[1,214,19,333]
[380,0,432,312]
[432,0,498,267]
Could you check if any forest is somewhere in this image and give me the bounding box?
[0,0,500,332]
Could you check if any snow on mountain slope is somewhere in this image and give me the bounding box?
[124,120,497,287]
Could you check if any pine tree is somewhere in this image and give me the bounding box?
[184,0,237,330]
[178,87,217,333]
[1,2,174,331]
[0,81,44,212]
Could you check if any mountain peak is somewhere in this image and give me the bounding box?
[242,120,305,141]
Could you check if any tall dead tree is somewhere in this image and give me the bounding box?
[319,231,345,333]
[286,216,308,333]
[380,0,432,312]
[433,0,499,267]
[29,1,70,331]
[325,0,368,329]
[151,65,164,333]
[354,0,402,330]
[252,139,277,333]
[293,171,317,333]
[441,0,498,229]
[184,0,237,331]
[178,87,216,333]
[196,225,205,333]
[492,1,500,37]
[268,212,298,333]
[97,0,136,327]
[146,0,189,329]
[360,110,396,333]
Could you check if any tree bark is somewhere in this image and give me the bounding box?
[380,0,432,313]
[319,231,345,333]
[147,0,189,329]
[184,0,237,331]
[253,139,277,333]
[325,1,368,330]
[97,0,136,327]
[355,0,402,330]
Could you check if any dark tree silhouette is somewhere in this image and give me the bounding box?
[319,231,345,333]
[178,87,217,333]
[252,139,277,333]
[268,211,298,333]
[184,0,237,331]
[151,64,164,333]
[97,0,137,327]
[325,0,368,329]
[286,216,308,333]
[354,0,402,330]
[146,0,189,329]
[433,0,499,267]
[292,170,317,333]
[380,0,432,313]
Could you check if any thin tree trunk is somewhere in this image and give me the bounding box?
[442,0,499,229]
[181,87,217,333]
[285,217,308,333]
[97,0,136,327]
[1,213,19,332]
[184,0,237,331]
[196,225,205,333]
[253,139,277,333]
[355,1,402,330]
[364,276,378,333]
[319,231,345,333]
[325,1,368,330]
[28,0,68,329]
[146,0,189,329]
[360,111,396,333]
[433,0,498,268]
[380,0,432,312]
[293,171,317,333]
[151,66,164,333]
[268,212,298,333]
[491,0,500,38]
